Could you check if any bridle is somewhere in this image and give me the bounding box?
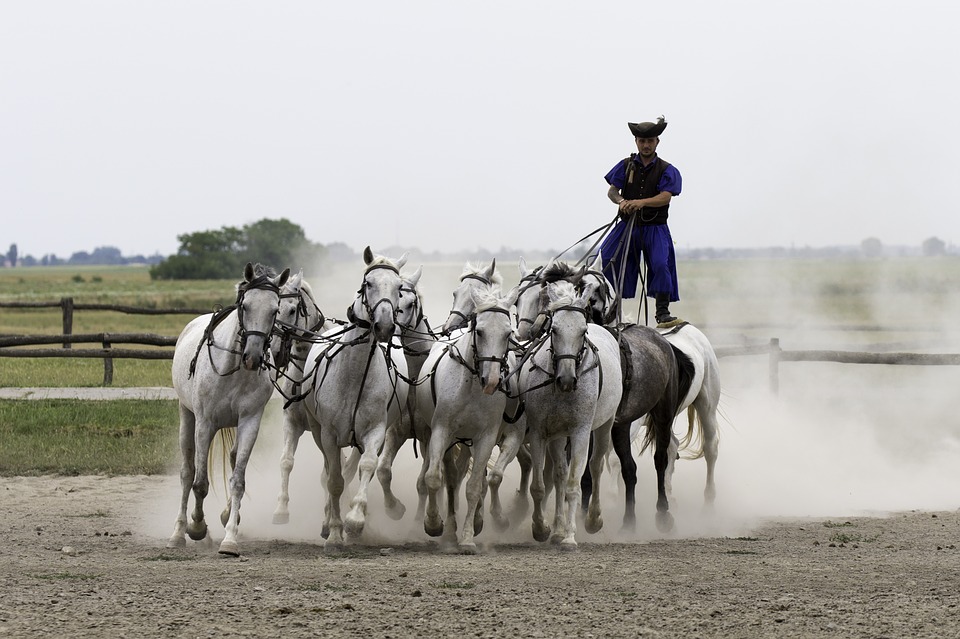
[445,271,493,333]
[189,273,283,378]
[346,262,401,330]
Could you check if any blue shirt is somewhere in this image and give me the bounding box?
[604,154,682,196]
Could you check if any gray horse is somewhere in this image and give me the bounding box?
[168,262,290,556]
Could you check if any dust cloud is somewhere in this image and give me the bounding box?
[142,257,960,549]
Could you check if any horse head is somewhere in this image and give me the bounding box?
[514,258,545,341]
[583,253,618,326]
[469,286,516,395]
[442,259,501,334]
[544,279,595,393]
[238,262,290,371]
[350,246,407,343]
[272,270,324,371]
[396,265,424,333]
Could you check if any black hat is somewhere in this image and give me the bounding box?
[628,116,667,138]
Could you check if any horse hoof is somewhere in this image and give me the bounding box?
[549,532,565,545]
[656,511,675,533]
[186,522,207,541]
[321,524,330,540]
[584,516,603,535]
[559,539,579,552]
[459,542,479,555]
[166,536,185,549]
[220,508,230,528]
[344,515,365,539]
[532,522,550,543]
[492,515,510,533]
[473,514,484,537]
[218,539,240,557]
[272,512,290,525]
[385,500,407,521]
[323,540,344,555]
[424,518,444,538]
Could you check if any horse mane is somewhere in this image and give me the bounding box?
[473,286,504,312]
[237,263,278,293]
[542,261,578,283]
[546,280,578,311]
[366,254,400,272]
[460,262,503,287]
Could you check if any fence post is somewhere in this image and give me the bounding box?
[102,334,113,386]
[61,297,74,349]
[768,337,781,395]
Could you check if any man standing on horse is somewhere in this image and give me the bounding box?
[598,116,683,327]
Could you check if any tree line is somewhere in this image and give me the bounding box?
[2,220,955,277]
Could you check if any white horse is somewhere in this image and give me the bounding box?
[439,260,535,529]
[518,279,623,548]
[416,286,520,552]
[298,247,409,552]
[269,272,331,526]
[376,266,436,522]
[168,262,290,556]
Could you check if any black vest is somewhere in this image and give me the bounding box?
[621,156,671,225]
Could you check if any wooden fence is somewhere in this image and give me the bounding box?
[0,298,206,384]
[2,299,960,389]
[716,338,960,394]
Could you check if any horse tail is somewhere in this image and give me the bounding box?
[206,427,237,496]
[678,406,705,460]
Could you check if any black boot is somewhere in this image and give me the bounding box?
[655,293,677,326]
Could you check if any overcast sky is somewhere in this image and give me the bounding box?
[2,1,958,259]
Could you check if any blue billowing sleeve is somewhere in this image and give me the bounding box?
[604,159,629,189]
[658,165,682,196]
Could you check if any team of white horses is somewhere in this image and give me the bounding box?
[167,247,721,555]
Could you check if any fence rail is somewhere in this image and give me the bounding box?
[718,338,960,394]
[0,298,210,349]
[3,298,960,390]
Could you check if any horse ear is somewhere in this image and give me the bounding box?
[569,265,586,288]
[504,285,520,307]
[579,280,599,305]
[484,259,496,281]
[363,246,374,265]
[405,265,423,288]
[277,268,291,288]
[396,252,409,270]
[244,262,255,282]
[519,256,529,278]
[588,252,603,272]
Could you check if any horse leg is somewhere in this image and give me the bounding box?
[344,427,386,539]
[272,413,305,525]
[579,432,595,515]
[652,406,675,533]
[697,400,721,507]
[511,439,533,521]
[185,420,217,543]
[321,443,346,553]
[528,437,550,543]
[584,422,613,536]
[441,448,466,545]
[423,430,448,538]
[220,432,239,528]
[459,437,497,554]
[547,438,569,545]
[611,421,638,532]
[376,423,408,520]
[489,426,525,531]
[167,405,196,548]
[561,427,595,549]
[219,412,264,556]
[414,435,430,522]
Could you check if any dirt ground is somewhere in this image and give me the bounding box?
[1,474,958,639]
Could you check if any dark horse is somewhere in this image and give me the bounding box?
[523,258,694,532]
